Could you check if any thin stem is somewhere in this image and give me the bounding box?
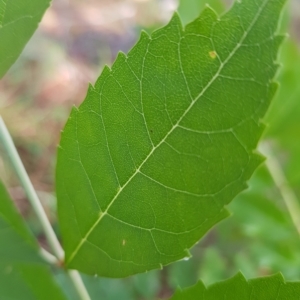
[0,117,91,300]
[261,141,300,236]
[39,247,59,265]
[68,270,91,300]
[0,117,64,259]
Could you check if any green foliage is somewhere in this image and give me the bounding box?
[265,38,300,192]
[54,268,160,300]
[0,182,67,299]
[56,0,285,278]
[170,272,300,299]
[0,0,50,78]
[1,0,300,298]
[201,166,300,284]
[0,179,36,247]
[177,0,224,25]
[192,39,300,284]
[167,28,300,289]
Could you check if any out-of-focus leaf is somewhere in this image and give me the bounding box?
[0,0,50,78]
[167,246,204,290]
[168,259,199,291]
[197,248,227,285]
[0,181,67,300]
[0,178,36,246]
[57,0,285,278]
[82,276,134,300]
[265,39,300,188]
[170,272,300,299]
[200,165,300,283]
[56,269,161,300]
[132,270,160,299]
[266,41,300,136]
[227,166,300,279]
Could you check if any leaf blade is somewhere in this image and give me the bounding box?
[57,0,285,277]
[0,0,50,78]
[170,272,300,299]
[0,181,67,300]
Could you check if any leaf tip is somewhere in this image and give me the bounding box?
[199,4,219,22]
[116,51,127,62]
[140,29,150,40]
[169,11,183,29]
[273,272,285,282]
[103,64,112,74]
[94,65,112,89]
[111,51,128,71]
[235,271,247,281]
[223,207,232,218]
[118,51,127,59]
[183,248,192,259]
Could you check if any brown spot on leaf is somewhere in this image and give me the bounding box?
[209,51,217,59]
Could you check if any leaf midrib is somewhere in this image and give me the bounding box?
[66,0,269,265]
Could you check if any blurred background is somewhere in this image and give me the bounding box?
[0,0,300,299]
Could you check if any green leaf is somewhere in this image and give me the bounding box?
[195,34,300,283]
[57,0,285,277]
[0,0,50,78]
[177,0,225,26]
[170,272,300,299]
[0,178,36,247]
[55,270,136,300]
[264,39,300,189]
[215,165,300,280]
[55,268,160,300]
[0,181,67,300]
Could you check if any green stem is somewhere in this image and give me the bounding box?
[68,270,91,300]
[261,142,300,236]
[39,247,59,265]
[0,117,91,300]
[0,117,63,259]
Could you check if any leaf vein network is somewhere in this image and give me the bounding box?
[66,0,271,265]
